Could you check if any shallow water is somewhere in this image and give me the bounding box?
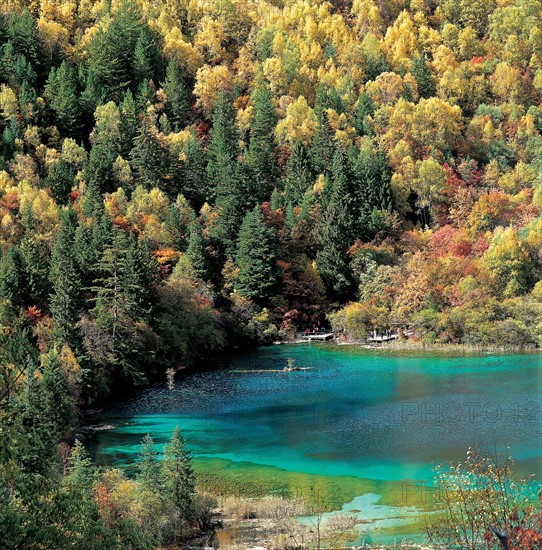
[89,345,542,542]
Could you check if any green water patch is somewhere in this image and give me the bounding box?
[193,456,433,513]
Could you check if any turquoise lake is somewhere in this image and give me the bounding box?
[89,345,542,543]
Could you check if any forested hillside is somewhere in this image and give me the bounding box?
[1,0,542,546]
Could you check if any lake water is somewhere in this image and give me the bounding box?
[89,345,542,543]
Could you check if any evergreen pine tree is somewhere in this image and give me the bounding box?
[354,92,374,137]
[20,204,49,308]
[412,53,435,99]
[235,206,279,303]
[133,30,154,87]
[206,91,246,253]
[162,427,195,514]
[138,433,163,493]
[130,116,170,192]
[186,222,208,280]
[163,59,191,129]
[354,147,393,236]
[82,179,105,218]
[86,1,144,101]
[50,209,81,344]
[206,90,238,201]
[0,246,24,307]
[80,67,105,118]
[44,61,82,137]
[74,222,95,288]
[315,142,356,299]
[183,133,207,208]
[245,82,277,196]
[24,349,73,471]
[124,235,157,320]
[18,80,38,125]
[309,109,335,176]
[85,142,117,195]
[90,227,143,381]
[45,160,74,205]
[66,440,94,492]
[270,188,283,210]
[136,78,155,111]
[119,89,139,157]
[6,9,43,81]
[284,140,313,205]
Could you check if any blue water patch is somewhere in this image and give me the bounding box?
[88,345,542,539]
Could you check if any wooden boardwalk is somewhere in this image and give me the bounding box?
[300,332,335,341]
[367,333,399,343]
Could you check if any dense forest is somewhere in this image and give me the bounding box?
[1,0,542,546]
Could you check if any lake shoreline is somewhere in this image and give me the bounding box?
[280,337,540,355]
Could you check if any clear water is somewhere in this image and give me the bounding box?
[89,345,542,542]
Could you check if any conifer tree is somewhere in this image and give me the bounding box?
[45,160,74,205]
[284,140,313,205]
[235,206,279,303]
[6,9,43,80]
[270,188,283,210]
[18,80,38,124]
[354,147,393,236]
[0,246,24,307]
[86,1,144,101]
[74,222,95,288]
[163,59,191,129]
[183,133,207,208]
[354,92,374,137]
[44,61,81,138]
[82,179,104,218]
[80,67,105,117]
[136,78,155,112]
[245,82,277,196]
[133,30,154,87]
[119,89,139,157]
[162,427,195,514]
[20,204,49,308]
[206,90,238,200]
[315,142,355,299]
[24,349,73,471]
[130,116,170,192]
[66,440,94,492]
[90,227,144,381]
[138,433,162,493]
[186,222,208,280]
[124,235,158,320]
[50,209,81,344]
[309,109,335,176]
[206,91,246,252]
[412,53,435,99]
[85,143,117,195]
